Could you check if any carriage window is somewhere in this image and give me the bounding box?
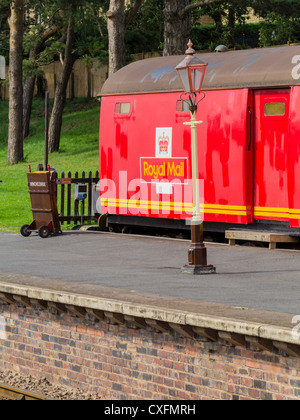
[115,102,131,114]
[176,100,190,113]
[264,102,285,116]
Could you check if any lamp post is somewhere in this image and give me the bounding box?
[176,40,216,275]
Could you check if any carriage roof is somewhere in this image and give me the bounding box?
[100,45,300,96]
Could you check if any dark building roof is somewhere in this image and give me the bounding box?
[100,45,300,96]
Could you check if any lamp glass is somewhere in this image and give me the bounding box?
[176,55,207,95]
[190,67,205,93]
[177,66,191,94]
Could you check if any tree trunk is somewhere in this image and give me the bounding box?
[163,0,191,56]
[23,25,58,140]
[7,0,24,165]
[227,6,236,47]
[23,74,36,140]
[211,10,223,36]
[163,0,226,56]
[48,17,77,154]
[107,0,126,75]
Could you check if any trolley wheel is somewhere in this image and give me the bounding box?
[38,225,50,239]
[20,225,31,237]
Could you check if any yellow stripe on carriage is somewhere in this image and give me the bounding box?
[100,199,300,219]
[100,198,248,215]
[254,206,300,219]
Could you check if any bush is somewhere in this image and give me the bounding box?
[192,19,300,51]
[259,14,300,46]
[192,23,261,51]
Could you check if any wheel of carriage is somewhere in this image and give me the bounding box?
[20,224,31,237]
[38,225,50,239]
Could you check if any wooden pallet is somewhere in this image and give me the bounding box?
[225,230,299,249]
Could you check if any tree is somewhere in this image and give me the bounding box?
[0,2,10,52]
[163,0,228,56]
[125,0,164,55]
[208,0,249,47]
[163,0,190,56]
[107,0,126,75]
[223,1,249,47]
[107,0,143,75]
[7,0,24,165]
[47,0,109,153]
[48,13,78,153]
[21,0,108,144]
[252,0,300,46]
[252,0,300,18]
[23,24,59,139]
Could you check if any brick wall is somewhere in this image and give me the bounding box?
[0,302,300,400]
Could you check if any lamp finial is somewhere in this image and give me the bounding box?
[185,40,195,55]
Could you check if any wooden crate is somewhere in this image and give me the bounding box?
[225,230,299,249]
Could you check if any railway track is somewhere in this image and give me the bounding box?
[0,382,54,400]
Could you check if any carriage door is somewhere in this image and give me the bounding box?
[254,89,290,222]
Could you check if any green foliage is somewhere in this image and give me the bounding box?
[22,58,44,81]
[192,23,258,51]
[252,0,300,46]
[0,1,10,61]
[125,0,164,54]
[255,1,300,46]
[3,0,300,63]
[20,0,109,73]
[253,0,300,19]
[192,25,219,51]
[191,0,300,49]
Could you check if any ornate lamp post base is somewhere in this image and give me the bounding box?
[181,222,216,275]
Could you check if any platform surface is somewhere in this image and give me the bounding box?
[0,231,299,316]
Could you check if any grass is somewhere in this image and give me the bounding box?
[0,97,100,233]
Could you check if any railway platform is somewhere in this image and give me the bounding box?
[1,230,300,399]
[0,230,299,315]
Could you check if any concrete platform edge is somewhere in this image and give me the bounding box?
[0,276,299,350]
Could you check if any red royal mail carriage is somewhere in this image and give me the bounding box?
[98,46,300,235]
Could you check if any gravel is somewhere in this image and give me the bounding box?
[0,369,102,400]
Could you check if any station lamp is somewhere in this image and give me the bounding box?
[176,40,207,111]
[176,41,216,275]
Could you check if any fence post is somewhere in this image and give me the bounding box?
[60,171,65,224]
[82,171,85,221]
[88,171,92,218]
[67,171,72,224]
[74,172,79,223]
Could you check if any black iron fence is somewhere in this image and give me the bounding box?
[56,171,99,225]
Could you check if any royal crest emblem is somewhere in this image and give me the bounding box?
[156,127,172,158]
[158,132,169,154]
